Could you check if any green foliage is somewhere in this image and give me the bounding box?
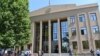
[0,0,30,49]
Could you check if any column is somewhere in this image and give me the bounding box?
[67,17,73,51]
[57,19,61,56]
[31,22,36,55]
[39,21,43,51]
[95,10,100,51]
[96,11,100,40]
[76,15,82,53]
[48,20,51,56]
[86,13,94,50]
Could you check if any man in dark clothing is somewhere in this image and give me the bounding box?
[68,49,72,56]
[90,49,94,56]
[54,45,58,53]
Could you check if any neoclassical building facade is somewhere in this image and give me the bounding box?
[30,3,100,56]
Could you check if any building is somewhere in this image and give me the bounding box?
[30,3,100,56]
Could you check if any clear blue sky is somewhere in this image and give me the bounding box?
[29,0,100,12]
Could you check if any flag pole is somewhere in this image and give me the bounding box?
[49,0,50,7]
[47,0,51,13]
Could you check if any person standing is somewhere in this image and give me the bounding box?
[96,49,100,56]
[38,50,41,56]
[38,50,44,56]
[68,49,73,56]
[28,49,31,56]
[90,49,94,56]
[24,49,31,56]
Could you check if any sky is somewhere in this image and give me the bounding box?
[29,0,100,12]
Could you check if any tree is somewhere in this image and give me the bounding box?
[0,0,30,49]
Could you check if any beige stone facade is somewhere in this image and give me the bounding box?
[30,3,100,56]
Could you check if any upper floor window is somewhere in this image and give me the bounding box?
[91,26,99,33]
[71,28,76,36]
[90,13,97,21]
[81,27,87,35]
[70,16,75,23]
[79,14,85,22]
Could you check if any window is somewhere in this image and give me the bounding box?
[71,28,76,36]
[82,41,89,49]
[70,16,75,23]
[72,41,77,49]
[34,23,40,53]
[95,40,100,49]
[42,22,48,53]
[51,21,58,53]
[60,20,69,53]
[91,26,99,33]
[53,22,58,40]
[90,13,97,21]
[81,27,87,35]
[79,14,85,22]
